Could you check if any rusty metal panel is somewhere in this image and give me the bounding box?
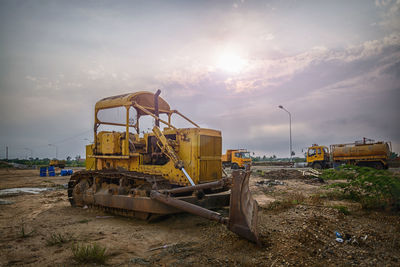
[151,191,228,224]
[228,169,260,245]
[93,190,230,215]
[199,135,222,183]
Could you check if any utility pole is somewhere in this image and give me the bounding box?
[6,146,8,160]
[278,105,293,163]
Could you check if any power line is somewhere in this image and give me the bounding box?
[49,129,92,145]
[27,129,92,149]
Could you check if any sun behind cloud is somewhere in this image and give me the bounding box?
[216,50,247,73]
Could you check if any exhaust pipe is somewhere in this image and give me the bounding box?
[154,89,161,127]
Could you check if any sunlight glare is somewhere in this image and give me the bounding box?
[217,51,247,73]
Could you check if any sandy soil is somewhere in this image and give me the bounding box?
[0,168,399,266]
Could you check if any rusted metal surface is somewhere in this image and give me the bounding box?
[68,170,230,215]
[228,169,260,245]
[163,178,230,194]
[152,170,260,244]
[94,190,230,215]
[68,168,259,244]
[150,191,228,224]
[154,89,161,127]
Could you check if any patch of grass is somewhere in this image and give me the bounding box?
[308,194,325,205]
[320,167,357,181]
[324,190,346,200]
[46,233,73,246]
[256,169,265,176]
[321,165,400,210]
[0,161,13,169]
[331,205,350,215]
[266,193,305,211]
[77,219,90,224]
[19,222,35,238]
[288,192,306,205]
[71,243,109,264]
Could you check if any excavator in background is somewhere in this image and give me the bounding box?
[306,138,391,169]
[222,149,252,169]
[68,90,260,244]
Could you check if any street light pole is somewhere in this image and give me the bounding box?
[48,144,58,159]
[278,105,292,163]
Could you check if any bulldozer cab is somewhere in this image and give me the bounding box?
[93,91,199,155]
[88,91,223,186]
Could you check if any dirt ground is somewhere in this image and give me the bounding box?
[0,167,399,266]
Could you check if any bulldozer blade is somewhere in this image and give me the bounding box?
[228,169,260,245]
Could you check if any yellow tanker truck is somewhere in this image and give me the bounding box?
[307,138,391,169]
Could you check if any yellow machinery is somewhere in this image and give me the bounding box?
[306,144,330,169]
[331,139,391,169]
[222,149,252,169]
[49,159,66,169]
[84,90,221,186]
[68,90,260,244]
[307,138,391,169]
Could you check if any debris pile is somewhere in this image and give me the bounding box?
[301,169,324,183]
[256,180,285,186]
[256,169,324,183]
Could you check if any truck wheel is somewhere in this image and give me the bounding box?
[373,162,383,170]
[312,162,322,169]
[384,164,389,170]
[231,163,239,169]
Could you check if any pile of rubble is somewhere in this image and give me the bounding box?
[256,169,324,183]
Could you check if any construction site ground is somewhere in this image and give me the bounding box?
[0,167,399,266]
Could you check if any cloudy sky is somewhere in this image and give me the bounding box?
[1,0,399,159]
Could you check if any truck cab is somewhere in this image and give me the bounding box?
[306,145,330,169]
[222,149,252,169]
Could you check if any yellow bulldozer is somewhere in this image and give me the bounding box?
[68,90,259,244]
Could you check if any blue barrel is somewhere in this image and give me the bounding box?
[67,169,73,175]
[40,167,47,177]
[60,169,68,176]
[48,166,55,177]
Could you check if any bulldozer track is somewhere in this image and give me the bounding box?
[68,170,171,220]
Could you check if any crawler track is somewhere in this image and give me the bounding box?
[68,170,172,219]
